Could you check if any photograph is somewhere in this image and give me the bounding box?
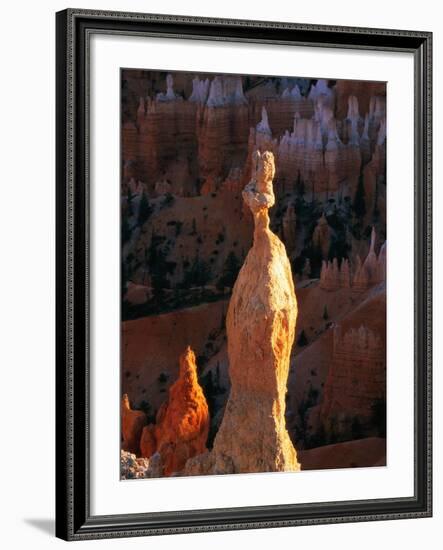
[119,69,387,479]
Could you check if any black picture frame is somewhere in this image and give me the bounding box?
[55,8,432,541]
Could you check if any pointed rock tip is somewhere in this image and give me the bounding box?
[179,346,197,373]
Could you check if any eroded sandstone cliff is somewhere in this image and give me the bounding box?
[319,324,385,426]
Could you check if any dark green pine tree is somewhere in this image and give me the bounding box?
[216,251,241,290]
[296,172,305,197]
[297,329,309,347]
[372,177,380,223]
[137,192,152,226]
[322,305,329,321]
[182,256,211,288]
[126,188,134,216]
[121,215,132,244]
[353,172,366,220]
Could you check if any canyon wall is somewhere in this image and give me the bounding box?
[285,282,386,449]
[319,323,386,428]
[120,71,387,475]
[124,74,386,202]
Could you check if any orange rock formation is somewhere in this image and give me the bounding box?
[139,346,210,476]
[121,394,147,454]
[186,150,300,475]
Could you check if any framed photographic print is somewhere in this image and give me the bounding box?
[55,9,432,541]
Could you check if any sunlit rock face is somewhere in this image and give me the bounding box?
[121,394,147,455]
[139,346,210,476]
[186,151,300,475]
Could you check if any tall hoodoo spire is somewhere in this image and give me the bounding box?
[187,151,300,475]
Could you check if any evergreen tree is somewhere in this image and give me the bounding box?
[137,192,152,226]
[215,362,221,389]
[351,416,363,439]
[148,236,172,296]
[216,251,241,290]
[121,216,132,244]
[371,398,386,437]
[162,192,174,208]
[121,261,128,297]
[297,330,308,347]
[372,177,380,223]
[126,188,135,216]
[322,305,329,321]
[182,257,211,288]
[296,172,305,197]
[309,243,323,278]
[175,221,183,237]
[353,172,366,220]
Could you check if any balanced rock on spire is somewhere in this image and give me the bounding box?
[186,150,300,475]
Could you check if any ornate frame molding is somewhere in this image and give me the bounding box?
[55,9,432,541]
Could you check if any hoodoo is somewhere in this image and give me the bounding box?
[139,346,210,476]
[187,150,300,475]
